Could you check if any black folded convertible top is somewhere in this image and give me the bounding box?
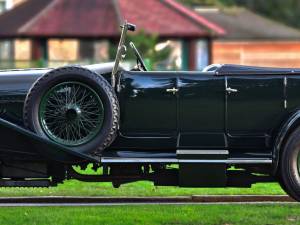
[216,64,300,75]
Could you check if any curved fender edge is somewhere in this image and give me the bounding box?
[0,118,100,163]
[272,110,300,175]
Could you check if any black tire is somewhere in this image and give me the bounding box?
[278,173,289,195]
[23,66,119,156]
[280,127,300,201]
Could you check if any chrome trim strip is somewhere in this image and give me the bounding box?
[101,158,178,163]
[180,159,272,164]
[227,159,272,164]
[177,150,229,155]
[101,157,272,164]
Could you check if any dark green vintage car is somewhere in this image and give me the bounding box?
[1,22,300,200]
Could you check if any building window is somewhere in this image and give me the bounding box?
[0,40,13,60]
[14,39,31,60]
[79,40,110,63]
[196,40,209,70]
[0,1,5,13]
[79,40,95,60]
[48,39,79,62]
[94,40,109,62]
[154,40,182,70]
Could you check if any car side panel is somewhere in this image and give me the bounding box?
[110,71,178,150]
[286,75,300,111]
[226,75,285,151]
[178,72,226,149]
[0,70,45,126]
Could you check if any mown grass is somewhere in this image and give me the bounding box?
[0,165,286,197]
[0,204,299,225]
[0,180,285,197]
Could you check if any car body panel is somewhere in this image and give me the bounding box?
[178,72,226,149]
[226,75,284,151]
[118,71,177,137]
[0,63,300,170]
[111,71,178,150]
[0,117,98,163]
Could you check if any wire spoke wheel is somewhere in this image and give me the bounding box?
[24,66,119,156]
[39,82,104,146]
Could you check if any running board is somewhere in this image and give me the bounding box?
[101,149,272,164]
[101,157,272,164]
[101,150,272,188]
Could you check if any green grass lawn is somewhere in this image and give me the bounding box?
[0,204,299,225]
[0,166,286,197]
[0,168,291,225]
[0,180,285,197]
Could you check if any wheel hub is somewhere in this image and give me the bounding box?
[66,106,81,121]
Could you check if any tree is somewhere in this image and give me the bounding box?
[232,0,300,29]
[177,0,218,6]
[110,30,171,70]
[127,30,171,65]
[179,0,300,29]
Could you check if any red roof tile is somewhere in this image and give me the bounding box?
[118,0,209,37]
[0,0,223,38]
[21,0,120,37]
[0,0,50,37]
[163,0,225,35]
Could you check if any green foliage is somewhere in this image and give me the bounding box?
[179,0,300,29]
[127,30,171,68]
[229,0,300,29]
[177,0,219,6]
[109,30,171,70]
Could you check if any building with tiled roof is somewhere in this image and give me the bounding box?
[0,0,225,70]
[197,7,300,67]
[0,1,300,69]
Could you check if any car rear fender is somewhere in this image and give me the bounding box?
[0,118,100,163]
[272,109,300,175]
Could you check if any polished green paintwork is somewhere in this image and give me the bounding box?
[113,71,178,150]
[112,70,226,150]
[119,71,177,136]
[0,117,98,163]
[111,70,288,158]
[178,72,225,149]
[1,64,300,169]
[226,75,284,151]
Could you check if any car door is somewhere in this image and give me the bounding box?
[114,71,178,149]
[178,72,226,149]
[225,75,284,150]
